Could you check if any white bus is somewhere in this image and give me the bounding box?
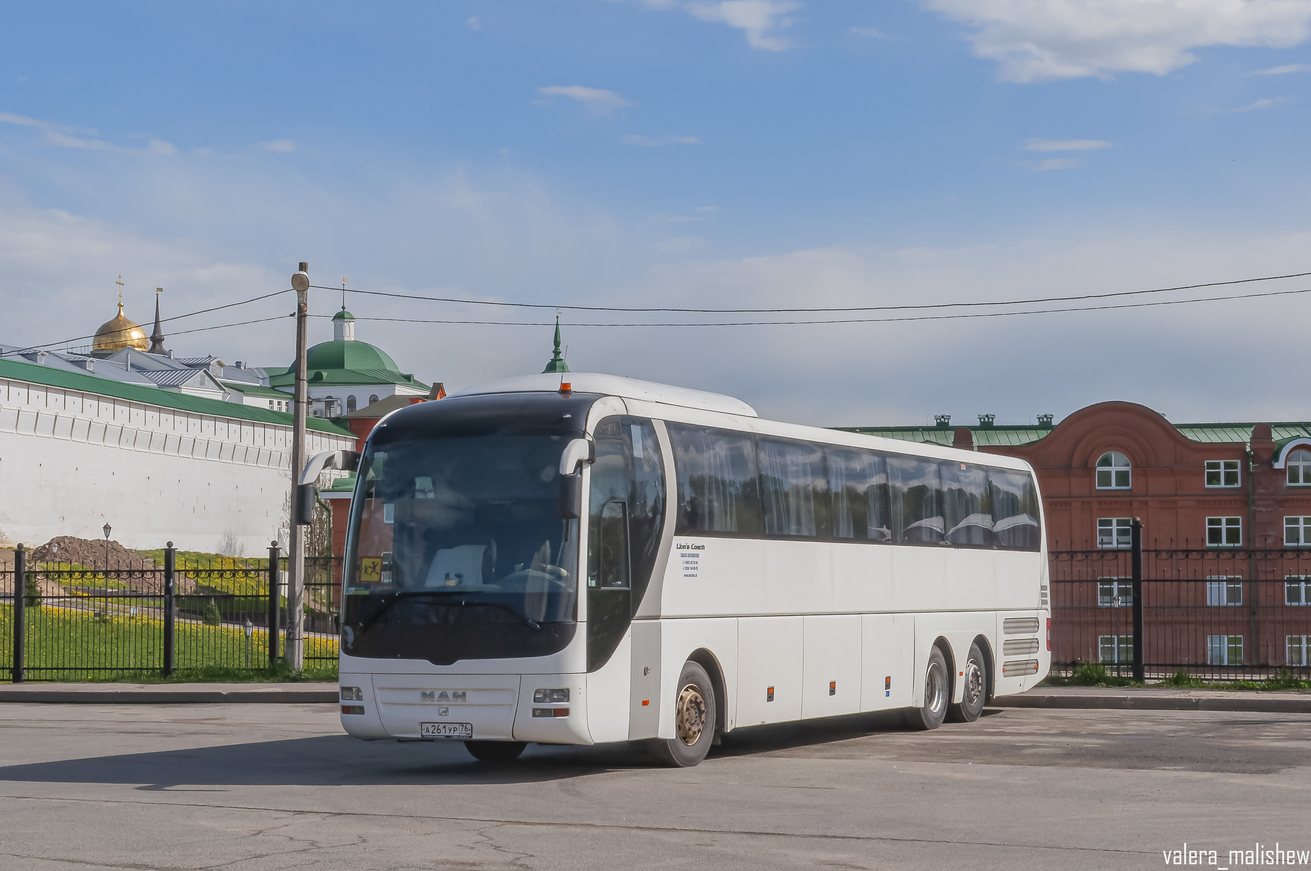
[332,373,1050,766]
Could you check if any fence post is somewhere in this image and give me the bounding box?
[1131,518,1144,682]
[267,541,281,667]
[162,542,175,677]
[12,544,25,684]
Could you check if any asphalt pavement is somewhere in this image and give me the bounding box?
[0,700,1307,870]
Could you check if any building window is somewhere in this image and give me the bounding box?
[1206,577,1243,606]
[1289,636,1310,667]
[1099,635,1133,664]
[1285,517,1311,547]
[1206,516,1242,547]
[347,395,357,413]
[1207,635,1243,666]
[1205,460,1240,488]
[1288,449,1311,486]
[369,393,379,405]
[1098,578,1133,607]
[1095,451,1131,490]
[268,400,274,409]
[1287,577,1310,606]
[1097,517,1133,549]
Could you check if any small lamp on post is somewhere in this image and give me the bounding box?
[244,618,254,669]
[102,522,112,569]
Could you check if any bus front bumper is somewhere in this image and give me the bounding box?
[338,672,593,745]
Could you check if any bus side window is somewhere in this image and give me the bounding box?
[598,500,630,588]
[887,456,944,545]
[827,448,890,542]
[989,469,1042,551]
[668,424,763,537]
[759,438,830,538]
[940,461,993,548]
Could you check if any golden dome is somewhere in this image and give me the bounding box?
[93,302,149,352]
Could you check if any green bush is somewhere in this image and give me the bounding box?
[201,599,222,626]
[23,573,41,610]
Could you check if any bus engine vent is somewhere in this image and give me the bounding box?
[1003,638,1040,656]
[1002,659,1039,676]
[1003,617,1040,635]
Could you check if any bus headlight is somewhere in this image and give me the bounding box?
[341,686,363,701]
[533,688,569,703]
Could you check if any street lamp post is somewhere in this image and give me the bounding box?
[287,263,310,671]
[244,618,254,669]
[102,522,111,570]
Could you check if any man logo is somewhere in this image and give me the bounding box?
[421,691,435,702]
[452,691,467,702]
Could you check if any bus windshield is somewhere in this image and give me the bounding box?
[341,393,592,664]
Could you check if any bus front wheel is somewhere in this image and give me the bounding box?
[904,646,949,731]
[647,661,716,767]
[464,740,526,763]
[947,642,987,723]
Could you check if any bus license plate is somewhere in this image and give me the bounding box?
[421,722,472,739]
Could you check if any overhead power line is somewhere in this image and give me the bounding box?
[309,270,1311,315]
[310,283,1311,327]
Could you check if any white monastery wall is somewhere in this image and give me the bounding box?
[0,373,354,554]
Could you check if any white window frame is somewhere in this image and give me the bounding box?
[1288,449,1311,487]
[1095,451,1131,490]
[1289,635,1310,667]
[1204,459,1241,488]
[1206,516,1242,548]
[1098,635,1133,664]
[1207,634,1244,666]
[1286,576,1310,606]
[1285,517,1311,547]
[1097,517,1133,550]
[1097,578,1133,608]
[1206,576,1244,607]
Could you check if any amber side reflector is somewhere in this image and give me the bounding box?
[341,705,365,715]
[642,699,650,706]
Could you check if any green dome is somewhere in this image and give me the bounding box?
[305,339,399,372]
[332,309,355,321]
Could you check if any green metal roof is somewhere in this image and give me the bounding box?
[842,420,1311,450]
[0,357,352,437]
[222,382,291,398]
[266,340,428,391]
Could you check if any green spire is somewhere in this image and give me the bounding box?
[542,315,569,374]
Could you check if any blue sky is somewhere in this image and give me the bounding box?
[2,1,1309,425]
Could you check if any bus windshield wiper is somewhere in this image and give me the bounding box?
[358,590,541,631]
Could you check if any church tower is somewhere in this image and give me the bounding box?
[541,316,569,374]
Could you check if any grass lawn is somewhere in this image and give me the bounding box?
[0,604,337,682]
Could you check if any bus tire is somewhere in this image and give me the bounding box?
[647,661,716,767]
[947,642,987,723]
[464,740,527,763]
[904,646,949,731]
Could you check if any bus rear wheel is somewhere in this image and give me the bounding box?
[904,646,949,731]
[947,642,987,723]
[647,661,716,768]
[464,740,526,763]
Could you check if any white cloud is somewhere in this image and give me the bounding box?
[259,139,297,153]
[1219,96,1287,111]
[1036,157,1080,171]
[537,85,633,113]
[687,1,800,51]
[623,134,701,146]
[1254,62,1311,73]
[0,111,174,154]
[925,0,1311,82]
[849,26,888,38]
[1025,138,1113,151]
[467,16,481,30]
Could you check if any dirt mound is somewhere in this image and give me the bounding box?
[27,536,197,594]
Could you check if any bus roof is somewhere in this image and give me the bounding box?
[447,372,758,418]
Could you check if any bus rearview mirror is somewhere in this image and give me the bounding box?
[559,474,583,519]
[295,483,317,525]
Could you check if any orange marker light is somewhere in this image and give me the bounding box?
[642,699,650,706]
[559,381,572,394]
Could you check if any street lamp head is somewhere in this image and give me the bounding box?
[244,618,254,638]
[103,523,112,540]
[291,271,310,294]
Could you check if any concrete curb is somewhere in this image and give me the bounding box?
[993,689,1311,714]
[0,684,337,704]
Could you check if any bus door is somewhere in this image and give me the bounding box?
[586,416,665,672]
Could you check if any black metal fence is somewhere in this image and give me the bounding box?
[1050,526,1311,680]
[1,544,342,682]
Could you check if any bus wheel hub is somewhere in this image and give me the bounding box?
[675,684,707,746]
